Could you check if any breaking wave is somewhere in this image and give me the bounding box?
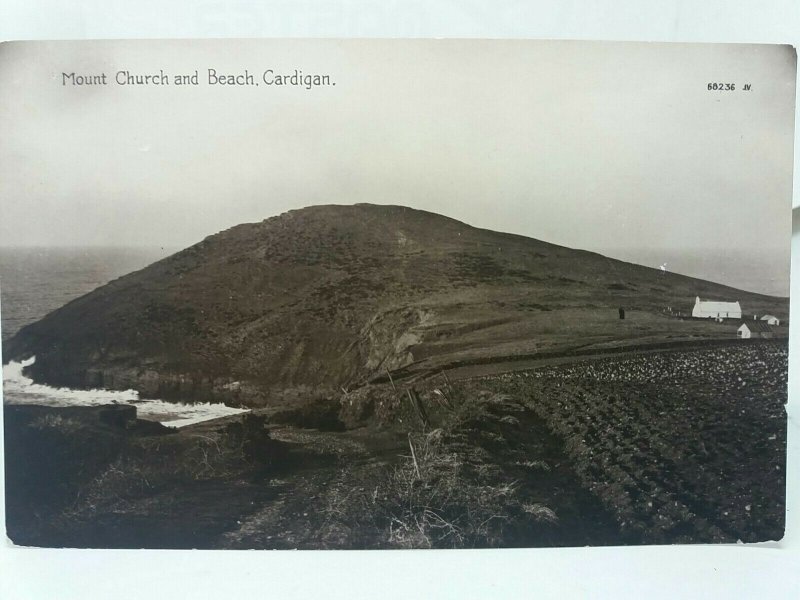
[2,356,248,428]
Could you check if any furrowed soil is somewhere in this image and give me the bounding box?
[5,341,786,548]
[476,341,787,544]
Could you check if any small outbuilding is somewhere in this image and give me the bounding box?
[737,320,773,339]
[760,314,780,326]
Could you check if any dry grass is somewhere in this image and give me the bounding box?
[515,459,552,472]
[321,409,560,548]
[303,378,567,548]
[522,503,560,525]
[377,428,512,548]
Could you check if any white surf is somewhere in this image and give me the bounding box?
[2,356,248,428]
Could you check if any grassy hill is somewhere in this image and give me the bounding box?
[3,204,788,405]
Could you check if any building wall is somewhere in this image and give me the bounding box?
[693,305,742,319]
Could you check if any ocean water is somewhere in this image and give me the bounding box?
[0,246,248,428]
[0,246,174,341]
[601,247,790,298]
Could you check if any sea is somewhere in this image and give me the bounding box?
[0,247,247,428]
[602,247,790,298]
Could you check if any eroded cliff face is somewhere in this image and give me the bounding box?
[4,203,788,406]
[359,307,435,373]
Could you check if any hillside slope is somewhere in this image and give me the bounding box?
[3,204,788,404]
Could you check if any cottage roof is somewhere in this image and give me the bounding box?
[760,314,779,321]
[738,320,771,333]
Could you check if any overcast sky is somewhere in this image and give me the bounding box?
[0,40,795,294]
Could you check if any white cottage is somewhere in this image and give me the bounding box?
[737,320,772,339]
[691,296,742,320]
[760,314,780,326]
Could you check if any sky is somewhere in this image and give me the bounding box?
[0,40,795,294]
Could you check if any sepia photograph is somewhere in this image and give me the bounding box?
[0,39,795,550]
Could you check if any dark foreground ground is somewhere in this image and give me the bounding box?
[4,340,787,549]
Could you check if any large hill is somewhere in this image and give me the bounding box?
[2,204,788,404]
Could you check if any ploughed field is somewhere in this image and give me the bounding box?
[481,341,787,543]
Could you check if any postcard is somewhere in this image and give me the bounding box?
[0,39,794,549]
